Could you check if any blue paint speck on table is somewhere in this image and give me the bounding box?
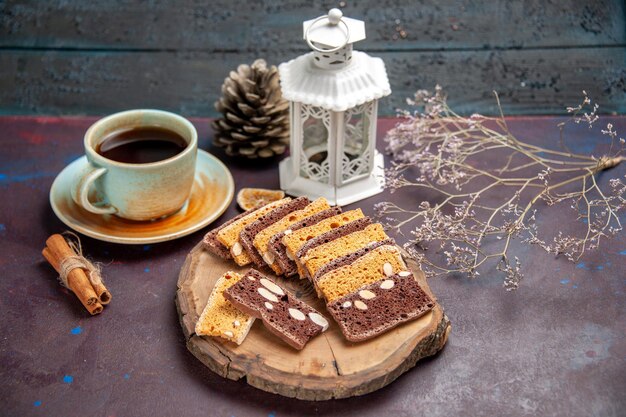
[143,245,152,251]
[124,373,130,379]
[560,279,570,285]
[33,400,42,407]
[70,326,82,335]
[619,250,626,255]
[268,413,276,417]
[0,172,55,184]
[63,375,73,384]
[576,262,588,269]
[144,267,150,273]
[0,224,5,233]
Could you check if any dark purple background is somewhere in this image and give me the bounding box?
[1,116,624,417]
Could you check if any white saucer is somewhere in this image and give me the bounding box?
[50,150,234,244]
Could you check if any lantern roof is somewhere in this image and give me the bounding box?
[303,9,366,48]
[278,51,391,112]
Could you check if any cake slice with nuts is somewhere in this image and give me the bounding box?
[195,271,255,345]
[277,208,365,277]
[266,206,342,277]
[326,272,435,342]
[215,198,291,266]
[250,197,331,274]
[223,268,329,350]
[299,221,390,280]
[203,207,265,259]
[313,244,407,302]
[239,197,311,269]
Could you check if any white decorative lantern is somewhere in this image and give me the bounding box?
[278,8,391,206]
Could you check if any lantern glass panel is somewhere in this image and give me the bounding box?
[299,104,331,184]
[342,101,373,182]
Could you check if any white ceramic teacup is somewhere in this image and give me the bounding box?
[71,109,198,221]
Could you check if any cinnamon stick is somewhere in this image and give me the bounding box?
[43,246,103,315]
[45,233,111,304]
[44,235,103,315]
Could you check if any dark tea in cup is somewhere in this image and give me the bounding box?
[96,126,188,164]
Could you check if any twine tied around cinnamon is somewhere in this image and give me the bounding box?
[57,232,106,294]
[43,232,112,315]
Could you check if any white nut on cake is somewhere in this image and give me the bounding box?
[264,301,274,310]
[398,271,411,277]
[354,300,368,310]
[342,301,352,308]
[231,242,243,257]
[288,308,306,321]
[359,289,376,300]
[223,330,234,338]
[380,279,395,289]
[260,278,285,296]
[263,252,275,265]
[383,262,393,277]
[258,287,279,302]
[309,312,329,331]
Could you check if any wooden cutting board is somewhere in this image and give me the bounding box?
[176,242,450,400]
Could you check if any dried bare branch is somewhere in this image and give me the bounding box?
[377,87,625,290]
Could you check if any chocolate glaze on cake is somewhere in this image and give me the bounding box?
[203,207,260,259]
[239,197,310,268]
[268,207,343,276]
[224,269,329,350]
[295,217,373,260]
[312,239,396,284]
[326,272,435,342]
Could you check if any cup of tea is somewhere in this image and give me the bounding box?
[71,109,198,221]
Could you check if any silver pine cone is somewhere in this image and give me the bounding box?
[212,59,290,158]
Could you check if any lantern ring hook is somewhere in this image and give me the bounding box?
[304,15,350,54]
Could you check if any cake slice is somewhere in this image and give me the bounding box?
[195,271,255,345]
[239,197,311,269]
[203,208,261,259]
[216,198,291,265]
[312,239,395,283]
[252,197,331,274]
[224,269,329,350]
[326,272,435,342]
[278,208,365,277]
[314,244,407,302]
[267,207,342,276]
[299,221,390,280]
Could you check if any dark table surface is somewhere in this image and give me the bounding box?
[1,116,625,417]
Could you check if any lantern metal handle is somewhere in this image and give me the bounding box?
[304,13,351,54]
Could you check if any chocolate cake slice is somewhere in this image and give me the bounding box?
[224,269,329,350]
[203,207,262,259]
[299,222,390,280]
[266,206,342,276]
[326,272,435,342]
[281,208,366,278]
[295,217,372,260]
[315,244,407,301]
[216,198,291,266]
[252,198,331,274]
[239,197,311,269]
[312,238,396,283]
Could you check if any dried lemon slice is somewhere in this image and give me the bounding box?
[237,188,286,211]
